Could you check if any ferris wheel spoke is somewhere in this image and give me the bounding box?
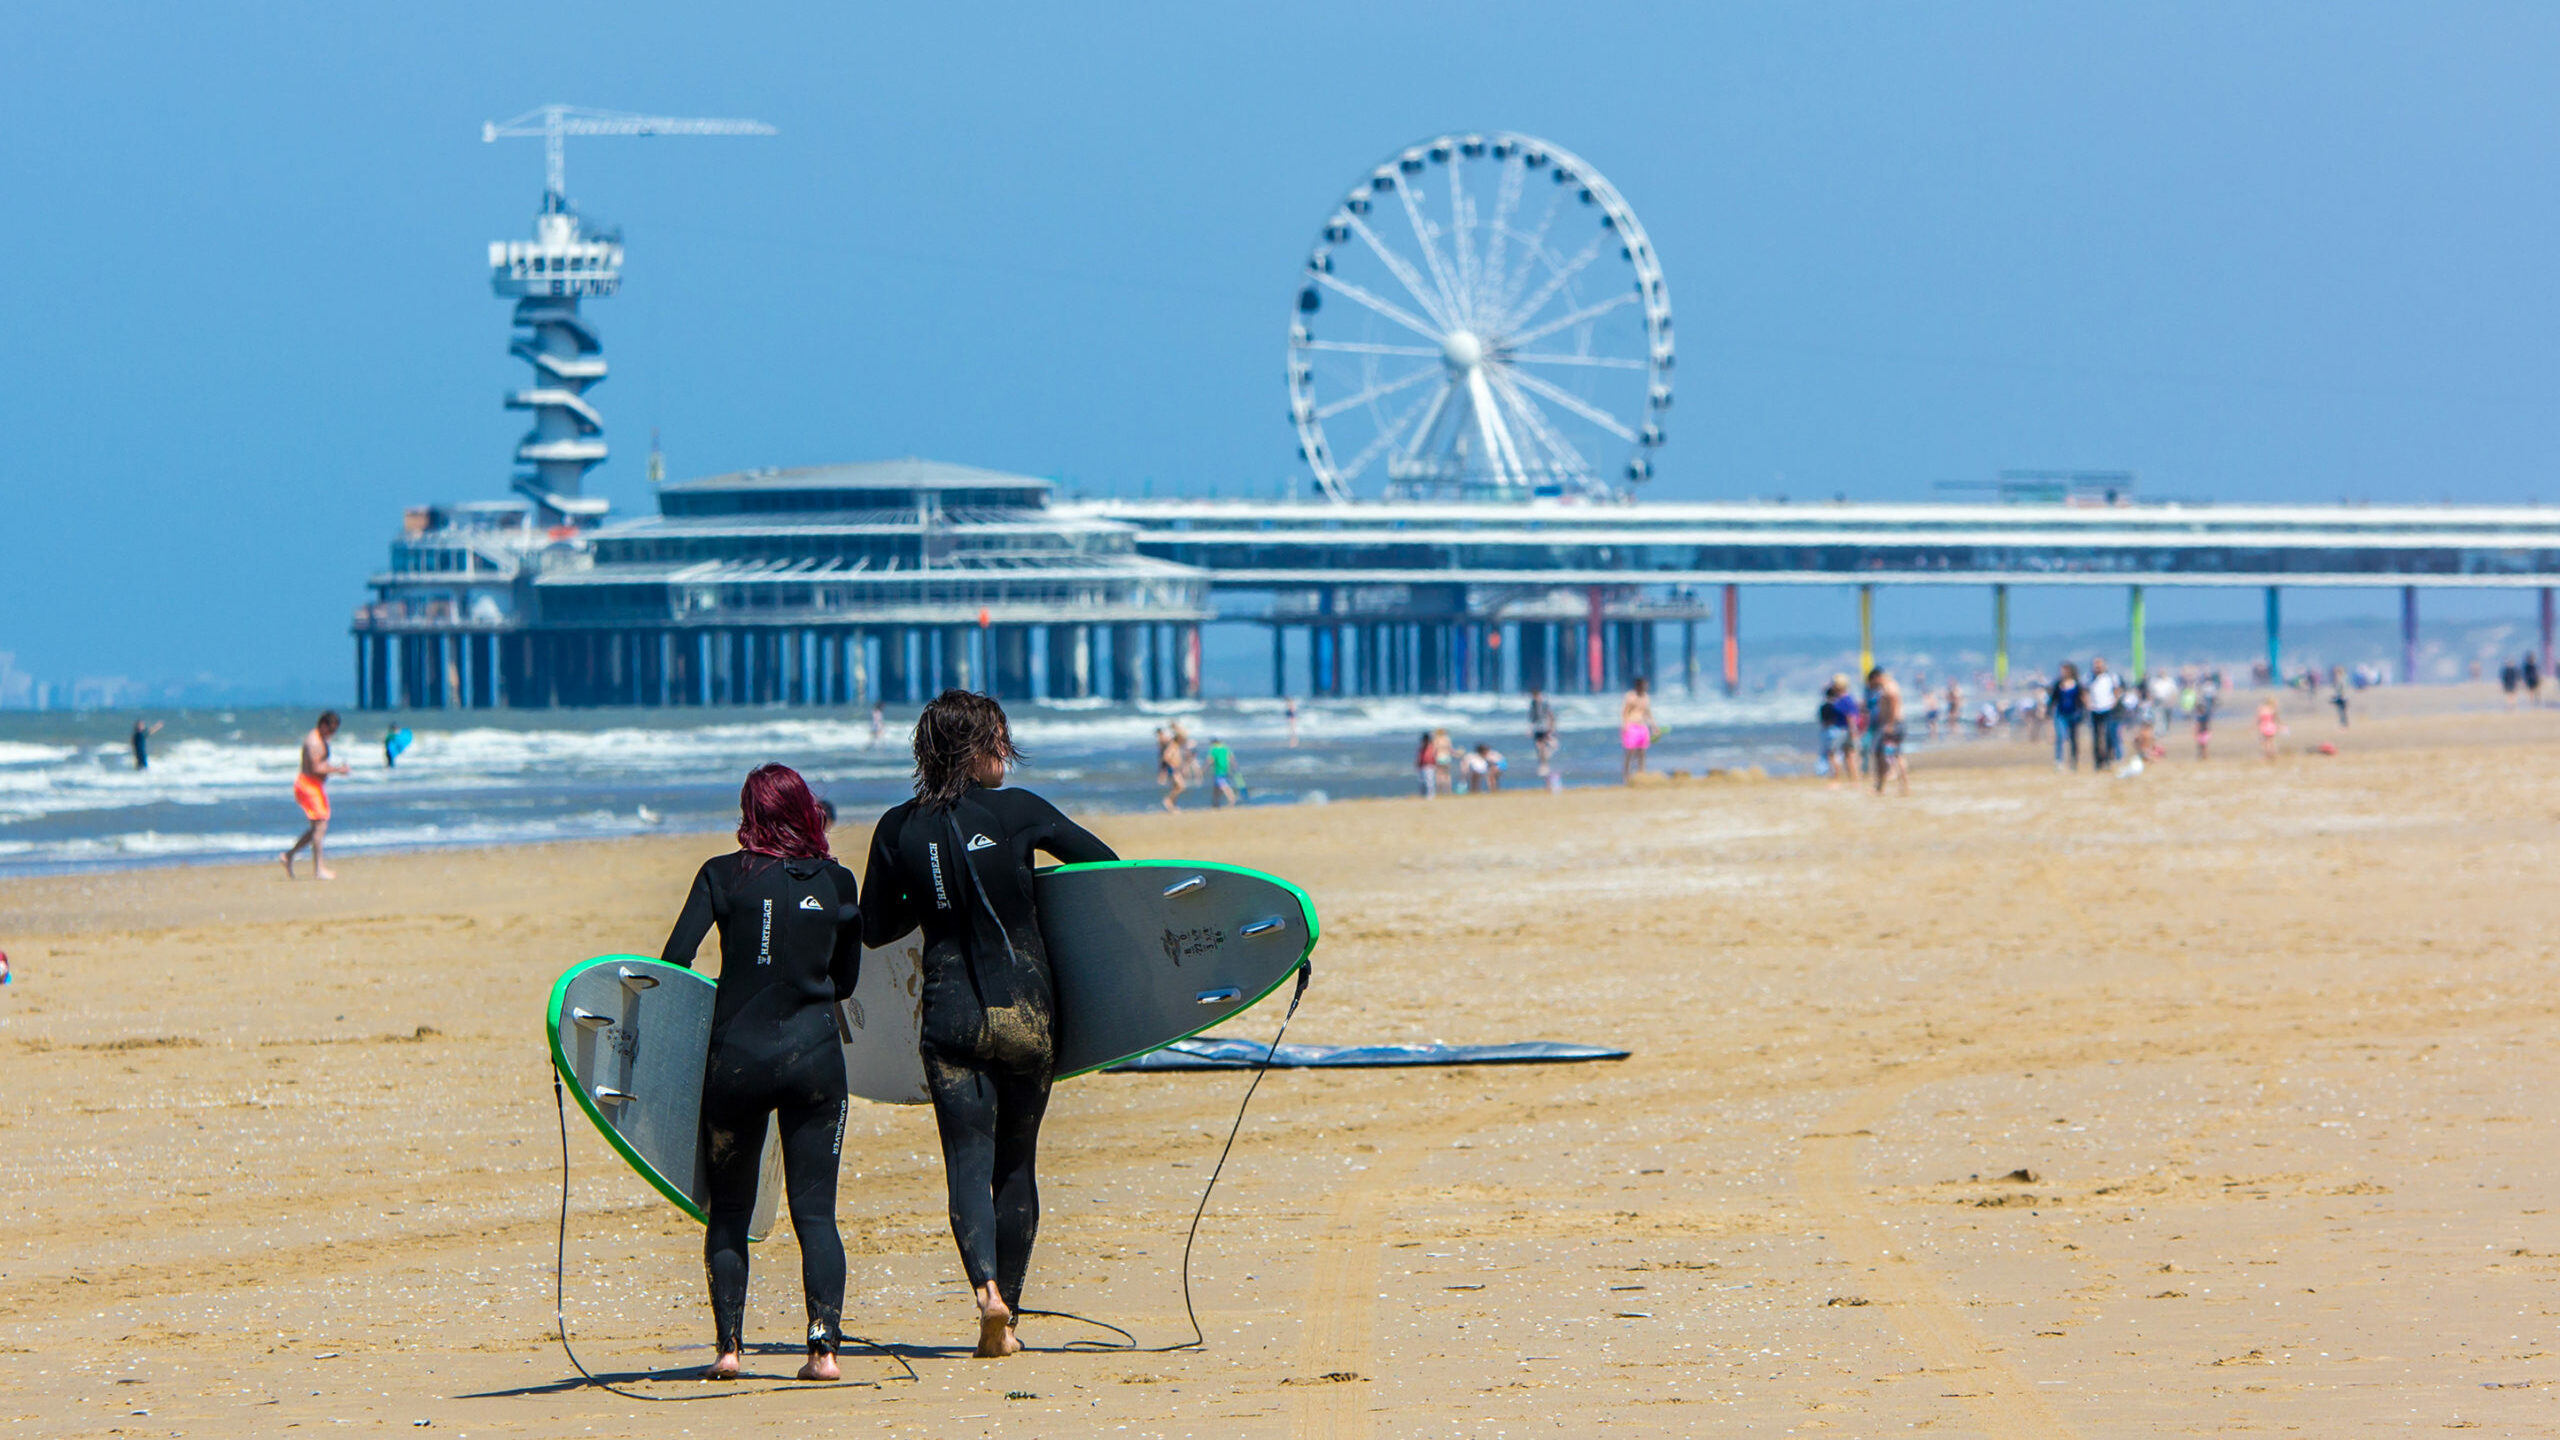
[1346,382,1452,481]
[1315,364,1441,420]
[1394,182,1467,325]
[1507,351,1649,369]
[1505,290,1636,350]
[1312,270,1446,344]
[1501,236,1611,338]
[1343,215,1456,331]
[1445,161,1480,325]
[1480,159,1525,322]
[1504,366,1637,441]
[1488,371,1595,479]
[1467,368,1530,489]
[1301,340,1440,357]
[1498,185,1570,319]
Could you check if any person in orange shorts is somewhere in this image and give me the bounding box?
[281,710,351,879]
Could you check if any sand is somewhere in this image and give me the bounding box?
[4,692,2557,1437]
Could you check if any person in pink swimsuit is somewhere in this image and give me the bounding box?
[1619,677,1655,782]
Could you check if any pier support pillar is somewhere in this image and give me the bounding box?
[1681,619,1696,696]
[995,626,1032,701]
[1858,585,1875,677]
[1586,588,1606,692]
[1993,585,2009,689]
[472,633,495,709]
[2401,586,2418,685]
[2264,587,2283,685]
[353,636,369,710]
[2129,586,2147,681]
[940,625,973,694]
[1723,584,1741,695]
[1311,625,1334,697]
[1271,627,1287,698]
[2529,584,2549,676]
[878,627,911,703]
[1110,623,1141,701]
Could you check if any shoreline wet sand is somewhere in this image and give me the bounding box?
[3,696,2556,1436]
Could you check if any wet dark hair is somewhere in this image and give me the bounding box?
[736,763,832,859]
[316,710,341,730]
[911,690,1020,810]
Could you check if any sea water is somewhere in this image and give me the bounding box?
[0,691,1814,875]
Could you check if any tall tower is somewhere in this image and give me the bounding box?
[490,196,618,522]
[480,106,776,524]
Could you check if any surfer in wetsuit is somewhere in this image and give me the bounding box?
[660,763,862,1381]
[861,690,1117,1357]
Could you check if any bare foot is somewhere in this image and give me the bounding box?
[701,1350,741,1380]
[973,1283,1022,1358]
[314,867,337,881]
[280,851,295,879]
[797,1352,840,1381]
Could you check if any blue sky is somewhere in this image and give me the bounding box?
[4,2,2558,697]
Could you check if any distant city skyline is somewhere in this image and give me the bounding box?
[6,3,2560,699]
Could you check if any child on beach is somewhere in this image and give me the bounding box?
[2258,698,2283,761]
[1206,737,1238,807]
[1620,677,1655,782]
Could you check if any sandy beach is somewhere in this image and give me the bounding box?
[4,693,2557,1437]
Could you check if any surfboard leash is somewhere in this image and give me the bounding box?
[550,1072,919,1398]
[1022,957,1314,1354]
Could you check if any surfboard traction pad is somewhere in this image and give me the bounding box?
[836,859,1321,1104]
[545,954,781,1234]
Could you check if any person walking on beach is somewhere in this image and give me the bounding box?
[2193,681,2216,760]
[2258,697,2283,761]
[1818,677,1851,787]
[130,719,163,771]
[2329,668,2351,728]
[1868,667,1908,796]
[870,701,887,747]
[2502,661,2521,708]
[2048,663,2085,771]
[1206,736,1238,807]
[660,764,861,1381]
[1619,677,1654,782]
[1429,728,1458,795]
[1156,727,1189,812]
[2085,658,2121,770]
[1527,689,1559,789]
[279,711,350,880]
[2527,652,2545,706]
[863,691,1119,1358]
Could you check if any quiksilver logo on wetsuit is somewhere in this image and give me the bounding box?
[799,895,824,911]
[966,833,996,851]
[758,899,773,964]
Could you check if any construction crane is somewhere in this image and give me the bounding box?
[482,104,777,207]
[480,105,774,521]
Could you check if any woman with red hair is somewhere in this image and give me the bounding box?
[661,763,861,1381]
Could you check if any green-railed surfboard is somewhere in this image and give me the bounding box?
[546,859,1317,1218]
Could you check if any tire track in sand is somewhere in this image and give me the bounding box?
[1797,1067,2081,1440]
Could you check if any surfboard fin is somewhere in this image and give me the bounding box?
[1239,916,1286,937]
[616,967,660,992]
[568,1008,612,1031]
[1160,874,1208,898]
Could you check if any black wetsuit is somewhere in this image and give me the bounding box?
[661,851,861,1357]
[861,785,1115,1314]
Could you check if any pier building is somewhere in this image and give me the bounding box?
[354,460,1213,710]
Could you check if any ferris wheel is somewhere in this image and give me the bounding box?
[1289,132,1672,503]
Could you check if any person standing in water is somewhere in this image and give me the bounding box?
[660,764,861,1382]
[1868,666,1909,796]
[1527,689,1559,790]
[1284,696,1300,748]
[870,701,888,747]
[862,691,1118,1358]
[1619,677,1654,782]
[279,711,351,879]
[130,719,163,771]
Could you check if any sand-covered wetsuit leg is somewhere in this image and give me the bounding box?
[701,1017,850,1357]
[923,1047,1053,1312]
